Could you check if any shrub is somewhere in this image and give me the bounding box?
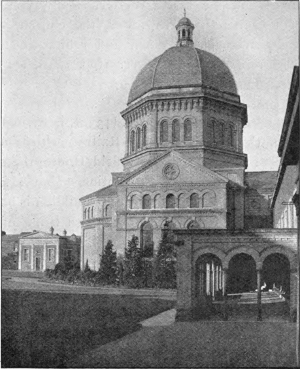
[98,240,118,285]
[124,235,144,288]
[155,228,177,289]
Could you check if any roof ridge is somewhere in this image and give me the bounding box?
[152,50,167,89]
[194,48,202,84]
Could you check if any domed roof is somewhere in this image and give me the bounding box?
[128,46,237,104]
[176,16,194,28]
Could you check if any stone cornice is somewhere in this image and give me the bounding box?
[81,217,112,225]
[120,145,248,165]
[121,95,247,124]
[117,208,225,216]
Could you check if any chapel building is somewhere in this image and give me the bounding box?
[79,15,277,271]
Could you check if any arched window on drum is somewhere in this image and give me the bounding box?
[172,119,180,143]
[190,193,199,208]
[229,125,234,147]
[142,124,147,147]
[141,222,153,257]
[184,119,192,141]
[136,127,141,150]
[142,194,151,209]
[130,130,135,153]
[160,120,168,143]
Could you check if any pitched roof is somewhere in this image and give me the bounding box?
[245,171,278,194]
[79,184,117,201]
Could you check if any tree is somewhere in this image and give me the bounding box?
[155,228,177,289]
[98,240,118,285]
[124,235,144,288]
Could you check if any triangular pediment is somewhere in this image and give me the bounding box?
[124,151,228,186]
[20,231,59,239]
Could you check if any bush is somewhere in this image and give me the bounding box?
[98,240,118,285]
[2,253,18,270]
[155,229,177,289]
[123,235,144,288]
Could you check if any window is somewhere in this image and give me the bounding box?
[48,248,55,262]
[137,127,141,149]
[184,120,192,141]
[130,130,135,153]
[87,208,90,219]
[130,195,139,209]
[172,120,180,142]
[105,204,112,217]
[187,221,200,229]
[178,193,185,208]
[202,192,216,207]
[160,121,168,143]
[190,193,199,208]
[182,29,186,37]
[91,207,94,218]
[211,120,216,143]
[220,122,225,145]
[154,194,161,209]
[142,125,147,147]
[142,194,151,209]
[141,222,153,257]
[23,248,29,262]
[166,194,175,209]
[229,125,234,147]
[84,209,87,220]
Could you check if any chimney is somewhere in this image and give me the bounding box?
[50,226,54,235]
[63,229,67,236]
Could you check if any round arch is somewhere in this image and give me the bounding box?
[184,218,205,229]
[224,247,261,270]
[137,218,158,229]
[260,246,297,271]
[160,218,181,229]
[194,247,226,267]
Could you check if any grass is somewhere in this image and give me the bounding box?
[2,289,175,368]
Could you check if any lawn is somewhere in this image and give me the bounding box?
[2,289,175,368]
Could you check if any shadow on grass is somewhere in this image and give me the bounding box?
[2,289,175,368]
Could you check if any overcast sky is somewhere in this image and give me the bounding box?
[2,1,298,235]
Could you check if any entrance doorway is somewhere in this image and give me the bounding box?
[228,253,256,294]
[36,257,41,271]
[262,253,290,298]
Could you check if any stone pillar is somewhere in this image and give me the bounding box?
[257,268,262,321]
[206,263,210,295]
[43,244,46,272]
[223,268,228,321]
[31,245,34,271]
[212,261,215,300]
[175,237,193,321]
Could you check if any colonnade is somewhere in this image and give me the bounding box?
[198,259,264,321]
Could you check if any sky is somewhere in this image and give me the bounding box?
[2,1,299,235]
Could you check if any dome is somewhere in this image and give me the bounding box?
[176,16,194,28]
[128,46,237,105]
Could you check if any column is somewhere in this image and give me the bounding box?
[223,268,228,321]
[43,244,46,271]
[257,268,262,321]
[216,265,219,294]
[18,242,22,270]
[206,263,210,295]
[31,245,34,271]
[212,261,215,299]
